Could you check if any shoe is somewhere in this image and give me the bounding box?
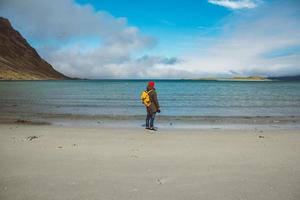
[149,127,157,131]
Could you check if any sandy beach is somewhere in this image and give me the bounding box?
[1,0,300,199]
[0,124,299,200]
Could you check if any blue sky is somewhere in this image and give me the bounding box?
[75,0,230,56]
[0,0,300,78]
[76,0,230,29]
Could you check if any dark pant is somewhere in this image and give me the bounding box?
[146,111,156,128]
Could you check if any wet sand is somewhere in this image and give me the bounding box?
[1,114,300,130]
[0,124,300,200]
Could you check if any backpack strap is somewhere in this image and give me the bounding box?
[146,89,153,94]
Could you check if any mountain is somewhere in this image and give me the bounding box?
[0,17,69,80]
[268,75,300,81]
[194,76,270,81]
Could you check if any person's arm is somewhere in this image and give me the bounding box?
[153,91,160,111]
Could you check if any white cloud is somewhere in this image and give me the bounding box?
[208,0,259,9]
[175,0,300,77]
[48,44,182,79]
[0,0,152,46]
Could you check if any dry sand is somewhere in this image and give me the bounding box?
[0,124,300,200]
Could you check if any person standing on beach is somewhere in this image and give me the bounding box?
[141,81,160,131]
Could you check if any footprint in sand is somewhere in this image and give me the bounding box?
[131,188,139,192]
[130,148,140,158]
[156,177,168,185]
[130,155,139,158]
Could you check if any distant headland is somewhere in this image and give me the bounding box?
[193,75,300,81]
[193,76,270,81]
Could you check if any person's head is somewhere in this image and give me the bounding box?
[147,81,155,89]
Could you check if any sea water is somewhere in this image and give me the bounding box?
[0,80,300,119]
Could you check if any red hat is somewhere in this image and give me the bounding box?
[148,81,155,87]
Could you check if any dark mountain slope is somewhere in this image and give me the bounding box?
[0,17,69,80]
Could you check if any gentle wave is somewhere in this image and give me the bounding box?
[1,80,300,118]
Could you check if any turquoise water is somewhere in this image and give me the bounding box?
[0,80,300,118]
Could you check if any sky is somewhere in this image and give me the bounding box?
[0,0,300,78]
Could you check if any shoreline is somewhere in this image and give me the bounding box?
[1,114,300,130]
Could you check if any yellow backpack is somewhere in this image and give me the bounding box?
[140,90,152,107]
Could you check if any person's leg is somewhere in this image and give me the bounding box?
[150,113,156,128]
[145,111,151,128]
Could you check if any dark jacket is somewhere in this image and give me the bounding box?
[146,87,159,114]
